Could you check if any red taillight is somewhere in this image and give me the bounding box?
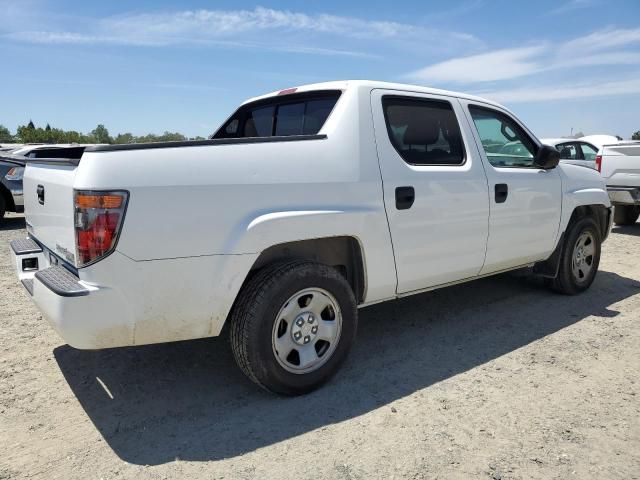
[74,191,128,267]
[595,155,602,172]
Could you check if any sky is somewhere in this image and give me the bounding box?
[1,0,639,139]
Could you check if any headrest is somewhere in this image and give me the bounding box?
[403,112,441,146]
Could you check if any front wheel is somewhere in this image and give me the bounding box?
[547,216,601,295]
[229,260,357,395]
[613,205,640,226]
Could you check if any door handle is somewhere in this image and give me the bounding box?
[37,185,45,205]
[495,183,508,203]
[395,186,415,210]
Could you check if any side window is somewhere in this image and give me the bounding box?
[556,142,578,160]
[469,105,537,168]
[580,143,598,161]
[382,97,465,166]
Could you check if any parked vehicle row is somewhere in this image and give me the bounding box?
[4,81,613,395]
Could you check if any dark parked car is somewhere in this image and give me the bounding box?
[0,146,24,221]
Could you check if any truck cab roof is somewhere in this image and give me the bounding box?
[243,80,507,110]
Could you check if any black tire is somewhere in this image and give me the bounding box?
[0,195,5,223]
[229,260,357,395]
[547,216,601,295]
[613,205,640,226]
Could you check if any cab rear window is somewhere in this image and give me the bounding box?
[213,91,341,139]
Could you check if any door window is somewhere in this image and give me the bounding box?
[579,142,598,161]
[382,97,465,166]
[556,142,579,160]
[469,105,537,168]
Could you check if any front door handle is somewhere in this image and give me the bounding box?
[395,186,415,210]
[495,183,508,203]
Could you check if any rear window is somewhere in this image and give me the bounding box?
[214,91,341,139]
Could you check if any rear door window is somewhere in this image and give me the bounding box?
[579,142,598,161]
[382,97,465,165]
[214,91,341,139]
[556,142,579,160]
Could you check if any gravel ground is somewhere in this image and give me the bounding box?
[1,212,639,479]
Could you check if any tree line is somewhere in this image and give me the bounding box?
[2,122,639,145]
[0,121,207,145]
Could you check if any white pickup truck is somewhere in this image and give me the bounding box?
[597,141,640,225]
[6,81,612,395]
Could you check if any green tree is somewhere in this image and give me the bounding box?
[113,132,135,144]
[632,131,640,141]
[0,125,13,142]
[90,124,112,144]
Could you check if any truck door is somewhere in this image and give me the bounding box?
[462,101,562,274]
[371,89,490,294]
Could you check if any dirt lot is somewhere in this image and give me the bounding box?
[1,212,639,480]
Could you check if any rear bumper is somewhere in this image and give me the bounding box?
[12,237,258,350]
[11,238,134,349]
[607,186,640,205]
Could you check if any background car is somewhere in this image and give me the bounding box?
[540,135,619,169]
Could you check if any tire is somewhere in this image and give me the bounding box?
[613,205,640,226]
[229,260,357,395]
[547,216,601,295]
[0,195,5,223]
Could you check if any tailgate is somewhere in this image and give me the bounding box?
[601,143,640,186]
[23,163,78,265]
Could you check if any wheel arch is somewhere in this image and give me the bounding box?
[246,236,367,304]
[535,203,609,278]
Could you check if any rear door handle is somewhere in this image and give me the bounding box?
[495,183,508,203]
[37,185,45,205]
[395,186,415,210]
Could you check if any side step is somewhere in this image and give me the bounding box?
[35,266,89,297]
[10,238,42,255]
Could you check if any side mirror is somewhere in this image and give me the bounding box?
[534,144,560,169]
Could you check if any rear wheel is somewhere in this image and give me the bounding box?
[613,205,640,226]
[547,216,601,295]
[230,260,357,395]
